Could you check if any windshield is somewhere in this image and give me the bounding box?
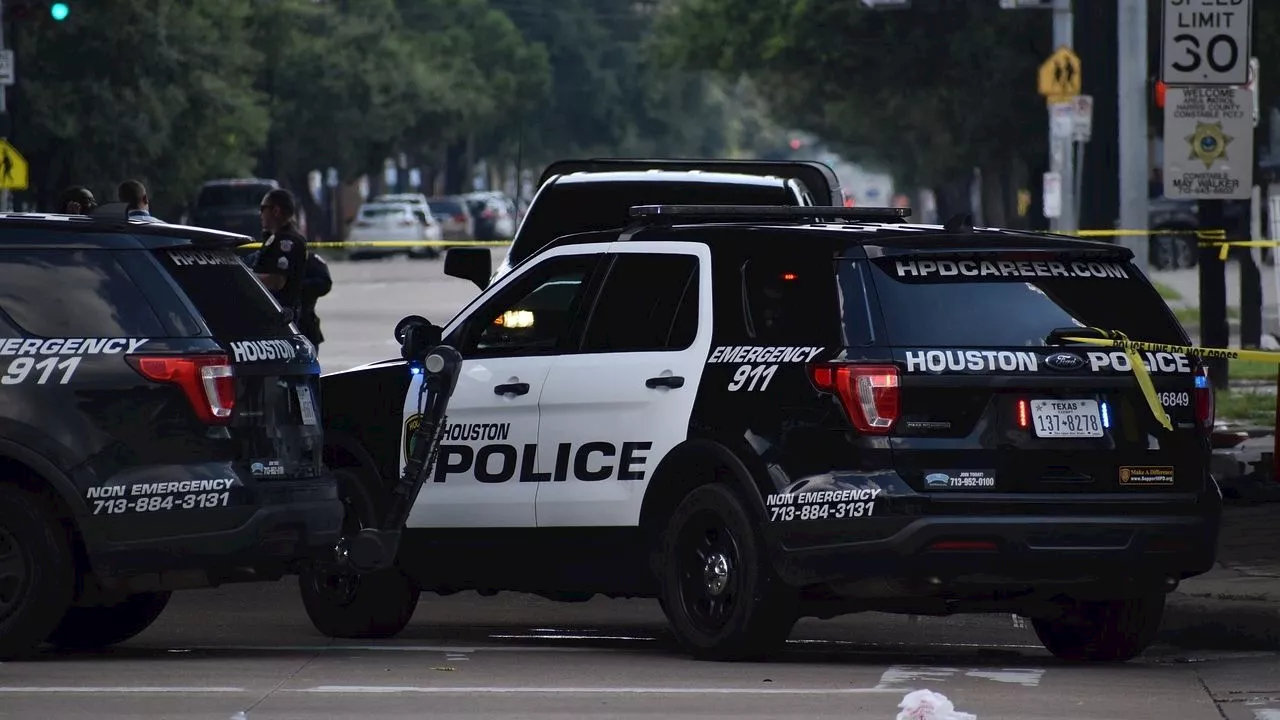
[360,205,410,218]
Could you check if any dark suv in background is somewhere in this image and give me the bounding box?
[0,207,342,659]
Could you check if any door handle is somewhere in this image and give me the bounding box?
[494,382,530,396]
[645,375,685,389]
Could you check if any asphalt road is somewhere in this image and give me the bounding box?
[3,253,1277,719]
[315,250,494,374]
[2,580,1279,720]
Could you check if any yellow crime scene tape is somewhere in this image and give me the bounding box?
[1061,328,1280,431]
[1075,228,1227,240]
[1199,239,1280,261]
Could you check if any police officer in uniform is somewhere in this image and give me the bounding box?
[255,188,308,319]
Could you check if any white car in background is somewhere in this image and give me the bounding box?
[370,193,444,259]
[345,201,443,261]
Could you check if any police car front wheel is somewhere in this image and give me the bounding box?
[297,467,420,639]
[658,483,798,661]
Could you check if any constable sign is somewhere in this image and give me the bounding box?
[1161,0,1252,86]
[1162,85,1253,200]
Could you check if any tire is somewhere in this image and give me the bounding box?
[298,467,420,639]
[45,592,171,649]
[0,484,75,659]
[658,483,798,661]
[1031,593,1166,662]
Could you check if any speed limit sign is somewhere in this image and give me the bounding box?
[1162,0,1252,86]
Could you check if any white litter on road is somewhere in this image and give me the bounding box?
[896,689,978,720]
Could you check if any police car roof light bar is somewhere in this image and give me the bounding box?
[628,204,912,224]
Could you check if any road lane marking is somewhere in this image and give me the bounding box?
[875,666,1044,689]
[288,686,906,695]
[0,687,246,693]
[170,645,597,653]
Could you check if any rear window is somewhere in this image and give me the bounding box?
[360,205,409,218]
[510,180,795,265]
[0,249,165,338]
[863,255,1186,347]
[156,248,294,339]
[429,199,465,215]
[724,247,841,345]
[196,184,275,208]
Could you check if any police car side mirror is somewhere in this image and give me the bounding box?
[444,247,491,290]
[395,314,442,361]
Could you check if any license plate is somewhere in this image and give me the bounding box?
[295,385,318,426]
[1030,399,1103,438]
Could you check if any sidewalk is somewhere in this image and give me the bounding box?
[1158,505,1280,650]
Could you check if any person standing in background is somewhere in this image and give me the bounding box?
[255,188,308,320]
[117,179,162,222]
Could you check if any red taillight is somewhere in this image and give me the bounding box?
[1194,364,1214,432]
[1016,399,1029,429]
[808,363,900,433]
[128,354,236,425]
[453,213,467,223]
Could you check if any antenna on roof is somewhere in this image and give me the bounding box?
[943,213,974,233]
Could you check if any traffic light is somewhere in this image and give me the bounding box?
[50,2,68,20]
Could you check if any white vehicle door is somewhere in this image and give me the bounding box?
[535,241,710,527]
[402,246,607,528]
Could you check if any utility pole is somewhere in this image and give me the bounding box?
[0,0,10,214]
[1051,0,1075,235]
[1116,0,1149,275]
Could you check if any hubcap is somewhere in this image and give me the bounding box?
[676,509,743,635]
[703,552,731,595]
[0,526,29,623]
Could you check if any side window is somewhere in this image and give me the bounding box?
[740,251,841,345]
[580,252,699,354]
[460,254,599,357]
[0,249,165,338]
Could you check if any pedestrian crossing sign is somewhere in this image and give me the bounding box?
[0,139,28,191]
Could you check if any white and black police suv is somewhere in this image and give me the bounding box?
[313,205,1220,663]
[0,205,341,659]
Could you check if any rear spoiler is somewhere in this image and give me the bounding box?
[537,158,845,207]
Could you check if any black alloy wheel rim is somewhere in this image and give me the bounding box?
[0,526,29,623]
[675,509,743,636]
[309,491,363,605]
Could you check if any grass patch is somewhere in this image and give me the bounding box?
[1172,305,1241,324]
[1230,360,1280,381]
[1215,388,1276,427]
[1153,280,1183,301]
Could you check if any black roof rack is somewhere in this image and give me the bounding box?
[627,204,911,223]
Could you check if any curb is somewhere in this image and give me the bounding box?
[1157,592,1280,651]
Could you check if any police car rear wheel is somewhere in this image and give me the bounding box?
[298,467,420,639]
[45,591,172,649]
[659,483,797,661]
[1031,593,1165,662]
[0,484,75,659]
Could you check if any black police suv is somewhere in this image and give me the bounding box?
[312,202,1219,664]
[0,208,342,658]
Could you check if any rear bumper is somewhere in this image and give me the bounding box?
[83,477,343,588]
[770,512,1220,590]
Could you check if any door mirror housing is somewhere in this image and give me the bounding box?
[444,247,492,290]
[395,314,442,362]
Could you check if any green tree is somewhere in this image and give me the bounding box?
[655,0,1054,221]
[396,0,552,194]
[12,0,268,217]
